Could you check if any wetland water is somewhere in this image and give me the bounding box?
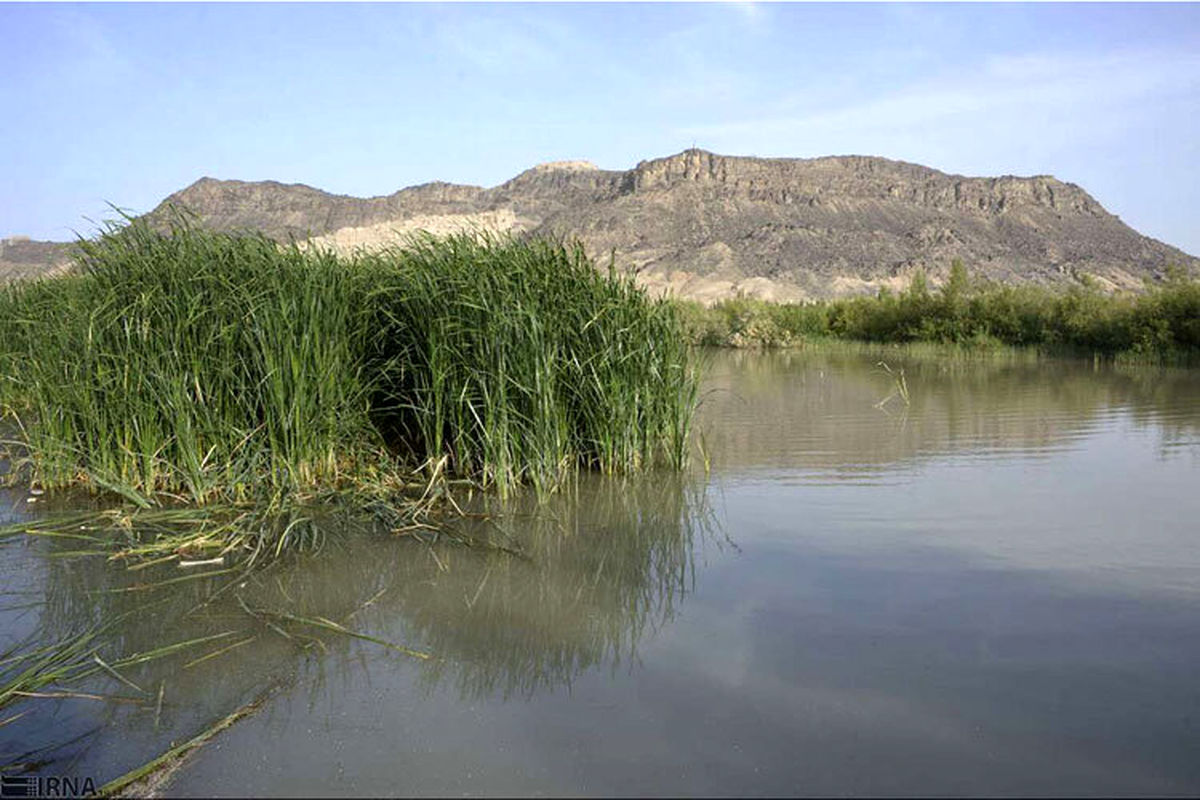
[3,347,1200,796]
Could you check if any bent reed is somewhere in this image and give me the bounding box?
[0,216,697,543]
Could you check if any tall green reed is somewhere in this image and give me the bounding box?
[362,233,697,496]
[0,218,698,508]
[1,216,375,504]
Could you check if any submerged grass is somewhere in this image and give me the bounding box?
[0,215,698,556]
[0,618,234,716]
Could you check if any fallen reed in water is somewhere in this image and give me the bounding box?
[0,216,698,557]
[0,619,235,716]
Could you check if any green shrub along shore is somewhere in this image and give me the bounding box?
[680,260,1200,362]
[0,218,698,512]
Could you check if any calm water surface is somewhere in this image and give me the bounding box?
[3,348,1199,796]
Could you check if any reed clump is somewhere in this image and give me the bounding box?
[361,234,696,495]
[0,217,697,515]
[0,218,373,505]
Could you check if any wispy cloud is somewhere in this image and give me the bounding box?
[679,48,1200,163]
[638,4,776,108]
[50,8,135,86]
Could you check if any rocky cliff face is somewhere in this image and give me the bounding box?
[155,177,485,241]
[15,150,1199,299]
[537,150,1191,300]
[0,237,72,282]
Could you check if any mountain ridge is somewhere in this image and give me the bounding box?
[6,150,1196,300]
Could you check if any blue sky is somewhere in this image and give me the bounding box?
[2,2,1198,254]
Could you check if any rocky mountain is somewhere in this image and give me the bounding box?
[12,150,1199,301]
[0,237,73,282]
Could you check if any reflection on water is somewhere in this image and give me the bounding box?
[220,476,706,702]
[3,347,1200,795]
[1,475,708,784]
[699,347,1200,480]
[391,478,705,699]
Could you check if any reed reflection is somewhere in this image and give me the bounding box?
[244,474,710,700]
[7,473,711,779]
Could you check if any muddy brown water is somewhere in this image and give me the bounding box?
[2,347,1199,796]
